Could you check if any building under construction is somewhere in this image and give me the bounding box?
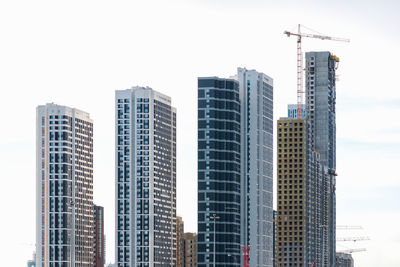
[276,51,339,267]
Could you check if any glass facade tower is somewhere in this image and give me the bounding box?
[115,87,177,267]
[197,69,274,267]
[197,77,241,266]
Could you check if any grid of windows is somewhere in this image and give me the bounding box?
[116,88,176,267]
[197,78,241,267]
[183,233,198,267]
[37,105,94,267]
[116,98,132,266]
[238,68,274,267]
[276,119,306,267]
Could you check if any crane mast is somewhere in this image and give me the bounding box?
[284,24,350,118]
[296,24,303,119]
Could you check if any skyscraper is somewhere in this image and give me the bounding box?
[276,117,308,266]
[197,68,274,267]
[115,87,177,266]
[197,77,241,266]
[94,205,105,267]
[305,52,337,172]
[36,103,94,267]
[305,52,338,267]
[276,51,339,267]
[237,68,274,267]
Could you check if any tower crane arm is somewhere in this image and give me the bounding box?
[284,31,350,42]
[337,248,366,253]
[337,236,370,242]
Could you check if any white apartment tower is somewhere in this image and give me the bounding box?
[115,87,177,267]
[36,103,94,267]
[238,68,274,267]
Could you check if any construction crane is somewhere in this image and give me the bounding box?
[284,24,350,117]
[336,226,369,263]
[337,248,367,254]
[337,236,370,242]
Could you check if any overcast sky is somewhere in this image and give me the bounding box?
[1,0,399,266]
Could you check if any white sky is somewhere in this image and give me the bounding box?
[1,0,399,266]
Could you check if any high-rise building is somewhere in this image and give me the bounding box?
[276,118,308,266]
[197,77,242,266]
[275,116,324,267]
[305,52,336,172]
[176,216,185,267]
[94,205,105,267]
[115,87,177,266]
[237,67,274,267]
[305,51,338,267]
[183,233,198,267]
[335,252,354,267]
[36,103,94,267]
[276,51,339,267]
[282,108,324,267]
[197,68,274,267]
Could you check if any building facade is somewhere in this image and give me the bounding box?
[237,68,274,267]
[183,233,198,267]
[36,103,94,267]
[276,113,325,266]
[176,216,185,267]
[305,52,338,267]
[197,77,242,266]
[115,87,177,266]
[276,118,307,266]
[94,205,105,267]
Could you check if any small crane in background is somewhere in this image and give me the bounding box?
[337,248,367,254]
[242,246,250,267]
